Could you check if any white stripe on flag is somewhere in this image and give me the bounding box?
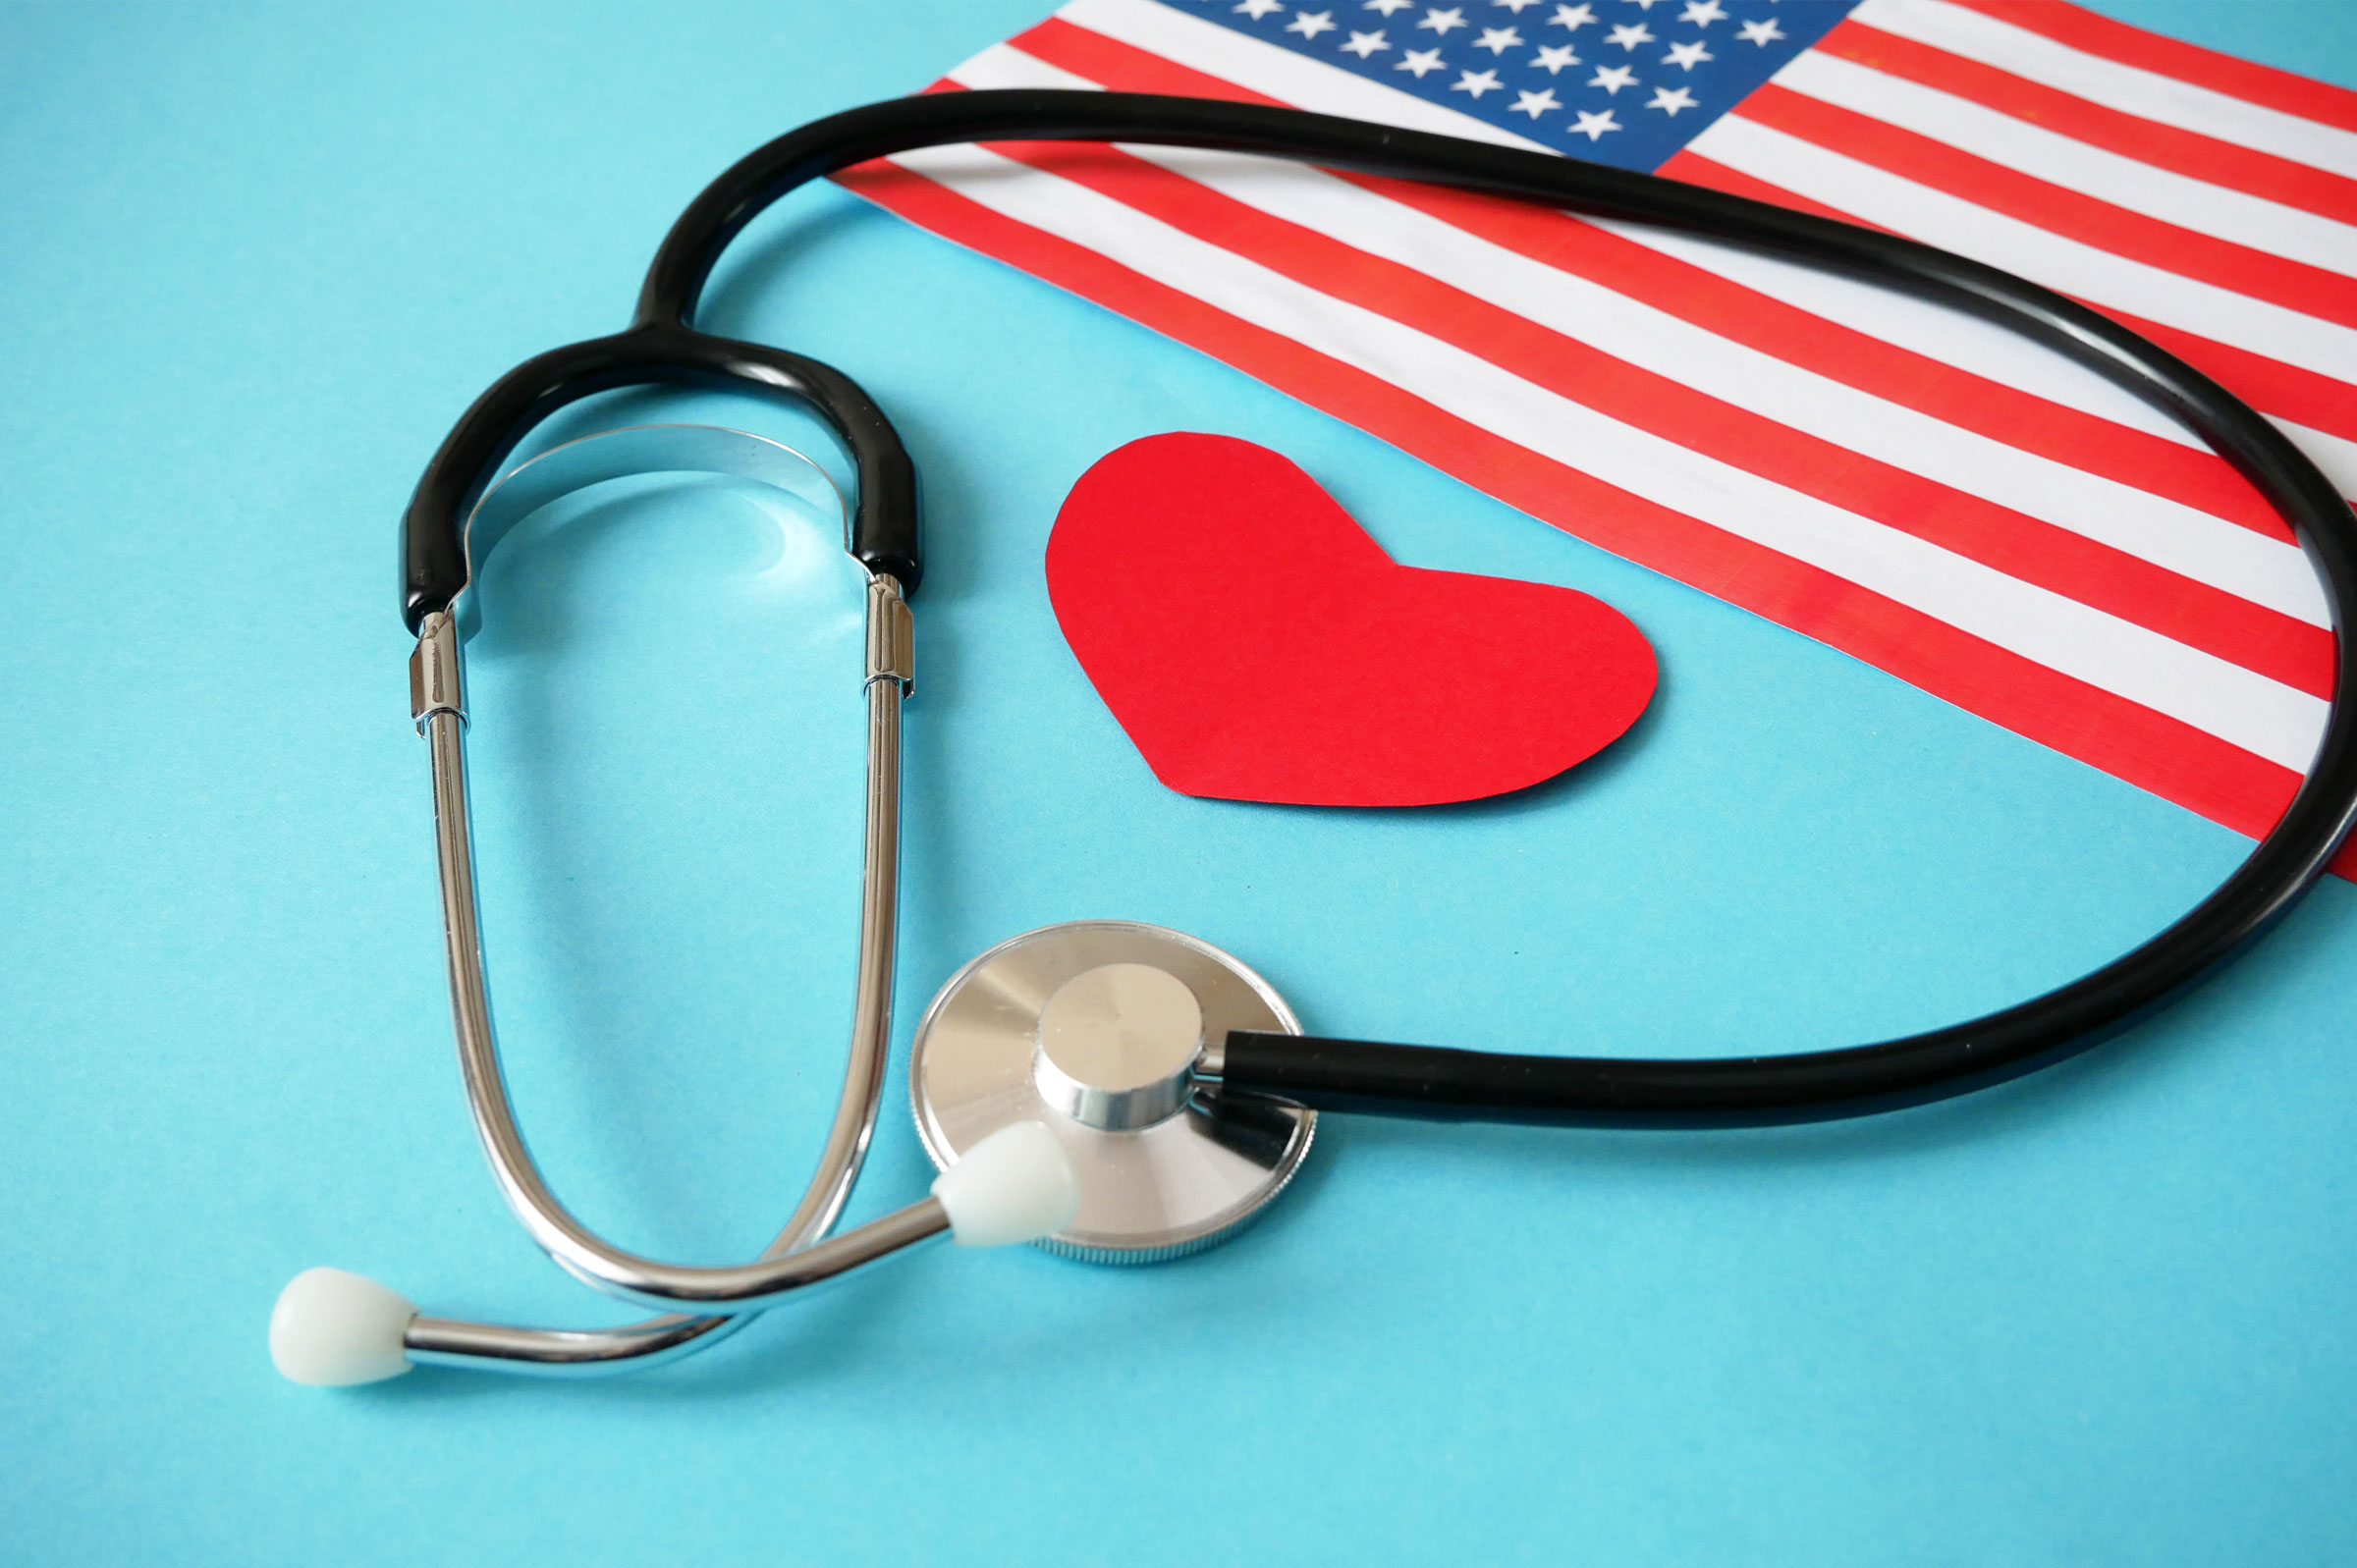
[2281,419,2357,494]
[961,39,1096,94]
[1771,48,2357,279]
[1167,156,2323,621]
[1606,222,2357,492]
[1036,0,2338,488]
[1852,0,2357,180]
[932,60,2328,628]
[889,140,2330,771]
[1690,113,2357,381]
[1598,222,2200,444]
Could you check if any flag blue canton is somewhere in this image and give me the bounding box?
[1159,0,1860,171]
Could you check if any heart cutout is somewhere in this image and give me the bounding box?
[1047,433,1657,807]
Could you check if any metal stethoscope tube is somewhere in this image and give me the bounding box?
[271,433,1073,1385]
[403,588,926,1370]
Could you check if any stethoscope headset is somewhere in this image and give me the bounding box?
[267,91,2357,1386]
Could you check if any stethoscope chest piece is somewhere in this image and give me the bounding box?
[910,920,1314,1265]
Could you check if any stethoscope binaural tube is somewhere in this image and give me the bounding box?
[312,90,2357,1380]
[274,427,1079,1386]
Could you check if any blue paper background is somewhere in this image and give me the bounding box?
[5,2,2355,1562]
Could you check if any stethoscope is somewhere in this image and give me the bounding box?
[270,90,2357,1386]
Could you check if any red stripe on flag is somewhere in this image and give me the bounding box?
[1732,84,2357,331]
[1000,16,2357,474]
[1013,15,1278,104]
[1939,0,2357,135]
[1336,172,2297,544]
[1010,16,2291,543]
[831,155,2320,852]
[1822,18,2357,228]
[1660,151,2357,449]
[2106,310,2357,449]
[980,135,2330,696]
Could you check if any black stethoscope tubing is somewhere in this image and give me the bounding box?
[400,89,2357,1130]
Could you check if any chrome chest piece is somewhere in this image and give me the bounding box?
[909,921,1316,1264]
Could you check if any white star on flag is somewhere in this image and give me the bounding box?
[1606,23,1653,50]
[1364,0,1413,11]
[1663,39,1711,70]
[1287,10,1338,37]
[1490,0,1540,11]
[1646,83,1699,113]
[1677,0,1726,26]
[1587,62,1637,92]
[1341,28,1391,55]
[1394,45,1446,75]
[1452,66,1504,96]
[1531,42,1579,73]
[1569,107,1620,139]
[1547,1,1594,27]
[1736,17,1783,45]
[1419,5,1467,31]
[1509,86,1563,118]
[1233,0,1283,17]
[1474,26,1522,53]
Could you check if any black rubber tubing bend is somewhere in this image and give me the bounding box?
[400,89,2357,1129]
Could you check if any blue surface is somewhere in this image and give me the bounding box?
[4,2,2355,1562]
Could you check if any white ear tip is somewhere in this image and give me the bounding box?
[931,1121,1082,1248]
[270,1267,418,1386]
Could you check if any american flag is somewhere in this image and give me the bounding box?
[834,0,2357,873]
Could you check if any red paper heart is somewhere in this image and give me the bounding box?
[1047,433,1657,807]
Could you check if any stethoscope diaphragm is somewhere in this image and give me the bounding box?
[909,920,1315,1264]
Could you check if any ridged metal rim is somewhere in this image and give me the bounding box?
[1026,1128,1313,1264]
